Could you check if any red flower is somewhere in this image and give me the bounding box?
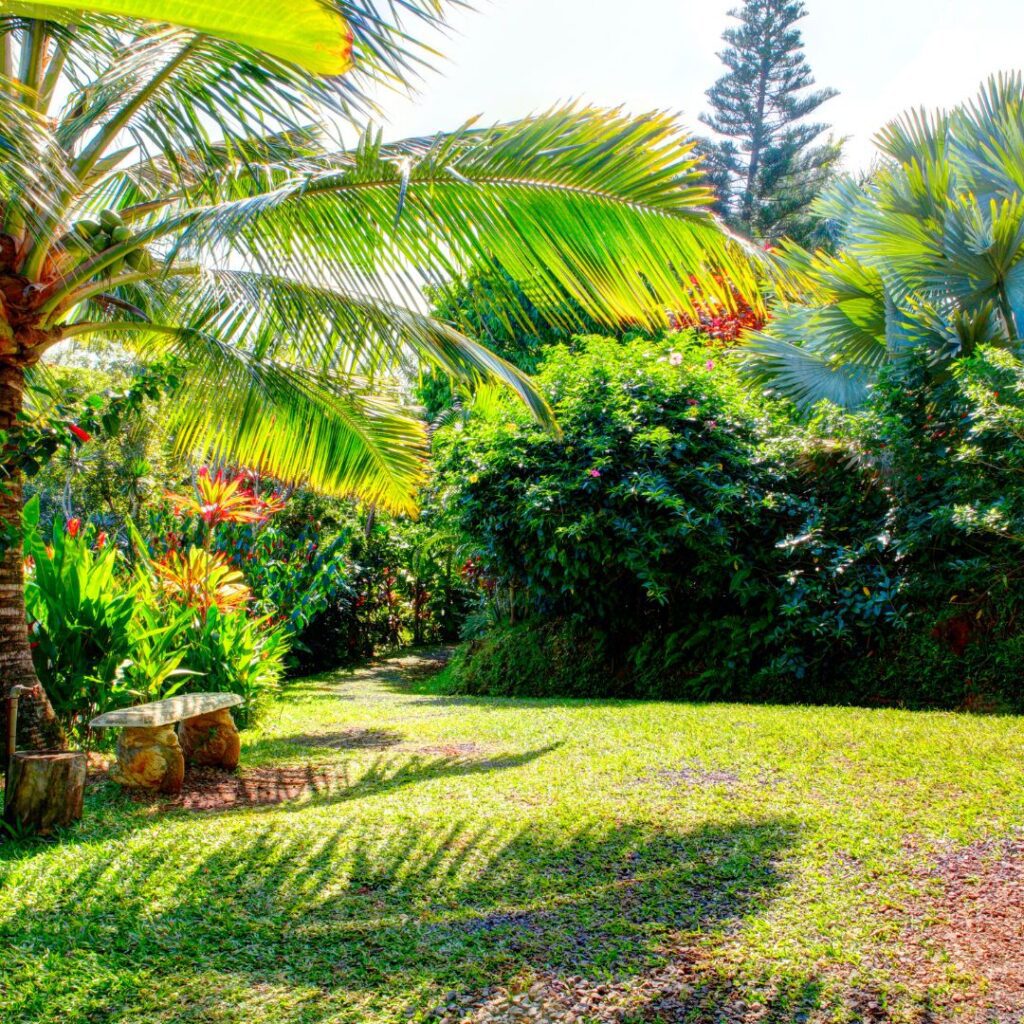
[589,469,602,479]
[66,518,82,538]
[95,531,108,550]
[68,424,92,444]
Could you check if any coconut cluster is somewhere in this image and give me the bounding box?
[65,209,153,275]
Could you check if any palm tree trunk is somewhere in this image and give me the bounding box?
[0,359,65,764]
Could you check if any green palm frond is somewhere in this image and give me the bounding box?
[2,8,755,511]
[64,319,428,510]
[156,109,759,333]
[78,267,559,428]
[0,0,455,77]
[739,328,876,410]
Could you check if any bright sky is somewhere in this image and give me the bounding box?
[375,0,1024,171]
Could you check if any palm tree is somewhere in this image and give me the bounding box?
[740,74,1024,409]
[0,1,755,755]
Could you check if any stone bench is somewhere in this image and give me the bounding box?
[90,694,243,794]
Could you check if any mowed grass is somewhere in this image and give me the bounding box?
[2,651,1023,1024]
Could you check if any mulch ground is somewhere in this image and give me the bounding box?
[424,835,1024,1024]
[895,834,1024,1022]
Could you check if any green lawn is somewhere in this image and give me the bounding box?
[2,652,1023,1023]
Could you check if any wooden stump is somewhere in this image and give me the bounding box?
[179,708,241,770]
[4,752,86,835]
[113,725,185,794]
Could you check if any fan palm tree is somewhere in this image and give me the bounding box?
[0,0,756,755]
[740,74,1024,409]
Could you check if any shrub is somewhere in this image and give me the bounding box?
[434,334,803,694]
[171,606,288,728]
[23,506,136,731]
[435,336,1024,712]
[23,499,287,736]
[446,621,613,699]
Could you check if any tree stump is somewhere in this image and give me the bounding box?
[4,752,86,835]
[179,708,241,770]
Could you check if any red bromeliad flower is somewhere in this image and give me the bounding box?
[95,531,108,550]
[66,517,82,538]
[68,424,92,444]
[166,468,285,527]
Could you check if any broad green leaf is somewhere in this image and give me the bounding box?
[0,0,354,74]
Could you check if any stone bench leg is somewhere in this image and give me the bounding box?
[179,708,240,770]
[112,725,185,794]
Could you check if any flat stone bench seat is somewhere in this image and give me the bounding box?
[90,693,244,794]
[91,693,242,729]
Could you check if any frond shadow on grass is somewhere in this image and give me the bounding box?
[1,814,801,1023]
[228,743,564,815]
[241,726,405,766]
[42,743,564,820]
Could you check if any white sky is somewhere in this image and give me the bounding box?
[373,0,1024,171]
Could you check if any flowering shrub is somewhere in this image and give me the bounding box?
[166,468,284,527]
[22,495,288,736]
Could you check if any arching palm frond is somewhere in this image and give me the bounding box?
[141,110,759,333]
[3,7,756,513]
[63,318,429,511]
[34,106,757,505]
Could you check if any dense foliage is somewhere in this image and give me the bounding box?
[434,334,1024,712]
[0,1,755,763]
[23,443,473,736]
[22,502,288,734]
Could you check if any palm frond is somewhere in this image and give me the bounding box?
[165,108,761,333]
[739,326,876,409]
[1,0,355,73]
[64,319,427,511]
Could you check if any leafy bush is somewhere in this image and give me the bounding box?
[169,606,288,728]
[23,506,137,731]
[434,335,801,693]
[22,498,288,736]
[788,350,1024,711]
[445,621,613,699]
[435,336,1024,712]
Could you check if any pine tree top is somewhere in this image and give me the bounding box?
[700,0,837,145]
[697,0,842,245]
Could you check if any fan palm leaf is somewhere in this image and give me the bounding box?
[741,74,1024,409]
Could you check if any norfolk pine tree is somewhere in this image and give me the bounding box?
[698,0,842,246]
